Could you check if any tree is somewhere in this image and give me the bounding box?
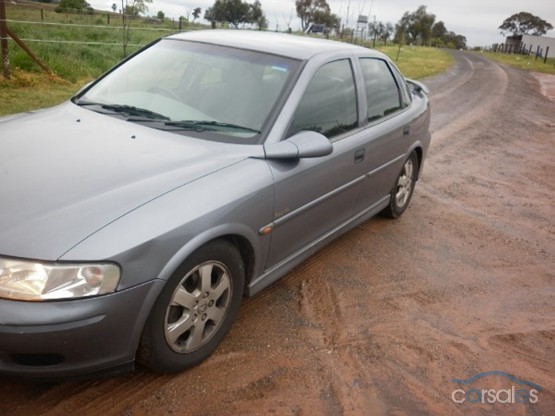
[311,9,339,33]
[157,10,165,20]
[394,5,435,46]
[431,21,447,40]
[192,7,202,22]
[205,0,246,28]
[55,0,93,13]
[121,0,152,56]
[205,0,265,29]
[111,2,117,12]
[499,12,553,36]
[369,21,394,45]
[443,32,467,49]
[295,0,330,32]
[249,1,267,30]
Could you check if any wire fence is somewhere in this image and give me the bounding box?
[2,18,180,47]
[0,2,204,79]
[2,18,173,46]
[3,18,177,31]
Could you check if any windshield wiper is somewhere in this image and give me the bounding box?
[76,100,169,121]
[100,104,170,121]
[164,120,261,134]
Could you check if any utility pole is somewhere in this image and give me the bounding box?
[346,0,351,29]
[0,0,9,79]
[372,15,377,48]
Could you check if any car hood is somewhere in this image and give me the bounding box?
[0,102,262,260]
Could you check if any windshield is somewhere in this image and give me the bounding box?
[76,39,301,144]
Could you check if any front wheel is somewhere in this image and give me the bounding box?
[382,152,419,219]
[138,240,244,373]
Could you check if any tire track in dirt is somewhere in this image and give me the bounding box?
[427,54,509,155]
[1,373,173,416]
[298,276,387,414]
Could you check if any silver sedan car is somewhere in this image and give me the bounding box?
[0,30,430,379]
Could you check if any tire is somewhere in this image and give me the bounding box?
[138,240,244,373]
[382,151,419,219]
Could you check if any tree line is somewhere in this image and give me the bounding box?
[49,0,554,51]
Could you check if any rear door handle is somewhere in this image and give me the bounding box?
[354,148,366,164]
[403,126,411,136]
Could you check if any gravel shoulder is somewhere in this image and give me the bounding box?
[1,51,554,416]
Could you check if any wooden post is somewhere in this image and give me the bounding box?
[7,27,51,74]
[544,47,549,64]
[0,0,9,79]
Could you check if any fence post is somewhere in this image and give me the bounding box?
[6,27,51,74]
[535,45,540,60]
[0,0,9,79]
[544,47,549,64]
[107,13,110,24]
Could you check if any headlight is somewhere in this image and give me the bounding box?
[0,257,120,301]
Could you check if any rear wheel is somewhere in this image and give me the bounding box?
[138,240,244,373]
[382,152,418,219]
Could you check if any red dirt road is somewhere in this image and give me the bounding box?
[1,51,554,415]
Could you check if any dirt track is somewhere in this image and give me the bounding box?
[1,51,554,415]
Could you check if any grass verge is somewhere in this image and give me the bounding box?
[477,51,555,75]
[376,45,454,79]
[0,71,85,115]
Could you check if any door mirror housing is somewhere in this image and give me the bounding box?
[264,131,332,160]
[406,78,429,95]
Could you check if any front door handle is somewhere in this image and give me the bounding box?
[354,148,366,164]
[403,126,411,136]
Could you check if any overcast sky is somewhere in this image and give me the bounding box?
[89,0,555,47]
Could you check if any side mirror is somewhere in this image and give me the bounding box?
[264,131,333,160]
[405,78,429,95]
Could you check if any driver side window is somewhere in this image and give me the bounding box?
[287,59,358,139]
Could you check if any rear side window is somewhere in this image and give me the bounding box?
[359,58,402,122]
[390,63,412,107]
[288,59,358,139]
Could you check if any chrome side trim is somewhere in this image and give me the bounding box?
[258,154,404,235]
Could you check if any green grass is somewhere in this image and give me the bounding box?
[4,1,186,82]
[478,51,555,75]
[375,45,454,79]
[0,70,80,114]
[0,1,205,115]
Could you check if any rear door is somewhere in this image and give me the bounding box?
[352,57,415,211]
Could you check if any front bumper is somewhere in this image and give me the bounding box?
[0,279,164,380]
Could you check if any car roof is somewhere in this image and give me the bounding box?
[166,30,385,61]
